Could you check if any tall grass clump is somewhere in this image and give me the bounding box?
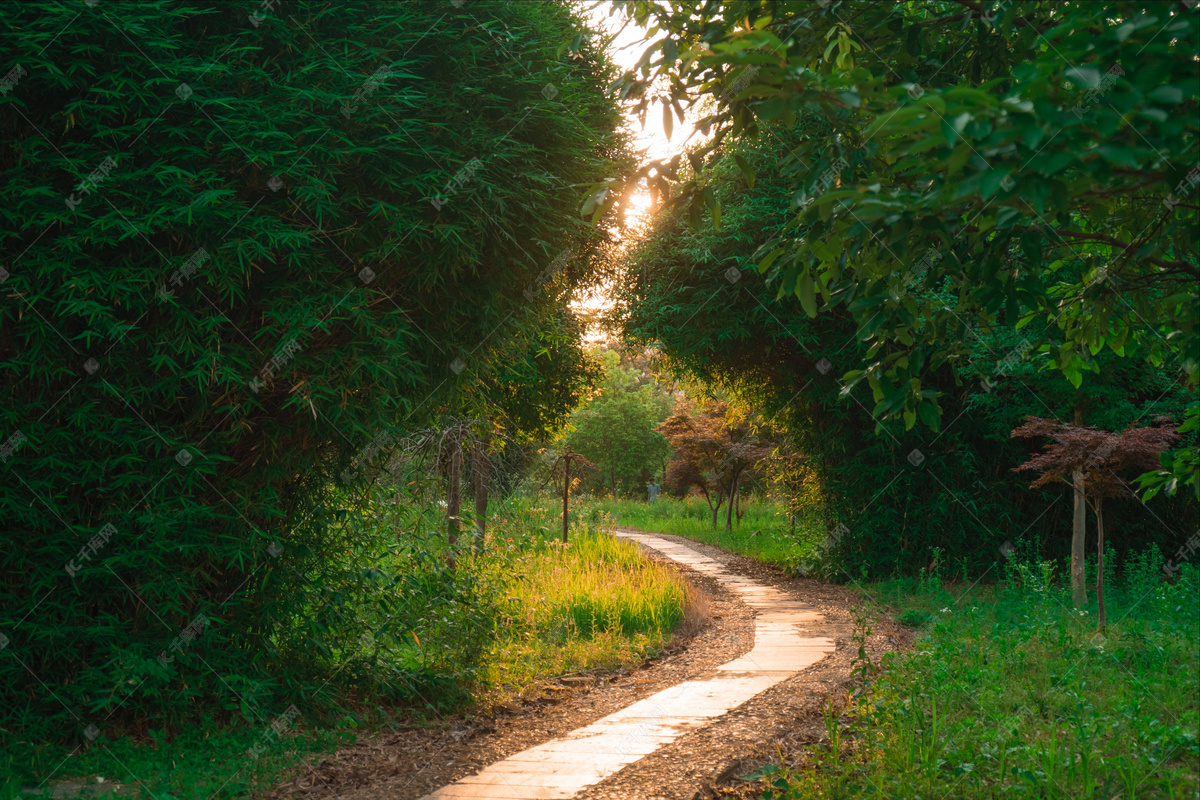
[480,496,694,695]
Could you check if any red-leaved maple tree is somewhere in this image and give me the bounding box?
[1012,416,1178,630]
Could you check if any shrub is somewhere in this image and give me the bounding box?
[0,0,625,741]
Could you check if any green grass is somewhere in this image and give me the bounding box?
[576,495,822,569]
[481,498,691,697]
[753,551,1200,799]
[594,496,1199,798]
[3,495,691,800]
[2,720,358,800]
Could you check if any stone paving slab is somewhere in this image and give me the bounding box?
[420,532,835,800]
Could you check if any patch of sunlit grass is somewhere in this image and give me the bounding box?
[479,499,693,700]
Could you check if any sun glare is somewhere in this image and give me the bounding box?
[624,189,654,224]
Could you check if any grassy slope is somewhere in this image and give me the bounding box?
[595,496,1200,798]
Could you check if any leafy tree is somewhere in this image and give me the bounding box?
[599,0,1198,492]
[1013,416,1179,625]
[715,406,774,531]
[613,124,1196,576]
[658,400,732,527]
[565,350,672,494]
[0,0,627,734]
[657,397,772,529]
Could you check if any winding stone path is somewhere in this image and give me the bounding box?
[420,530,835,799]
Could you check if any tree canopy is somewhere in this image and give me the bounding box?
[0,0,628,731]
[596,0,1197,493]
[613,117,1196,576]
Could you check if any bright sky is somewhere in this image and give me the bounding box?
[588,3,678,161]
[572,4,696,333]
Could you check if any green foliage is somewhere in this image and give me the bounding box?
[615,126,1197,578]
[0,0,627,742]
[753,556,1200,798]
[2,716,355,800]
[1,493,689,797]
[1136,401,1200,500]
[895,609,932,629]
[565,351,673,494]
[605,0,1199,493]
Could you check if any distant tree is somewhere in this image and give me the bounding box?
[565,351,672,494]
[717,409,773,532]
[765,446,818,537]
[658,401,729,527]
[558,449,595,543]
[1013,417,1179,626]
[658,398,772,530]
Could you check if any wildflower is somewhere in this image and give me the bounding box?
[940,607,950,613]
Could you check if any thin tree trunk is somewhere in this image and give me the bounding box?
[1071,468,1086,607]
[472,436,489,554]
[725,468,739,532]
[446,433,462,569]
[562,456,571,544]
[711,492,723,529]
[1070,404,1086,607]
[699,486,715,526]
[1096,495,1106,631]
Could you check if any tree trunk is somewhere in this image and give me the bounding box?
[725,468,739,532]
[1096,495,1106,632]
[711,491,723,529]
[562,456,571,544]
[446,433,462,569]
[1071,468,1087,607]
[472,436,489,554]
[699,486,715,526]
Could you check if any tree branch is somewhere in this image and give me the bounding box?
[1052,231,1200,277]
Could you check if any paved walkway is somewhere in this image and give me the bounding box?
[420,531,835,799]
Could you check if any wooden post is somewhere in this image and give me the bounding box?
[447,433,462,553]
[1096,496,1106,631]
[562,455,571,544]
[473,435,489,554]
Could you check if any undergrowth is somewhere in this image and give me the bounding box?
[1,494,689,800]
